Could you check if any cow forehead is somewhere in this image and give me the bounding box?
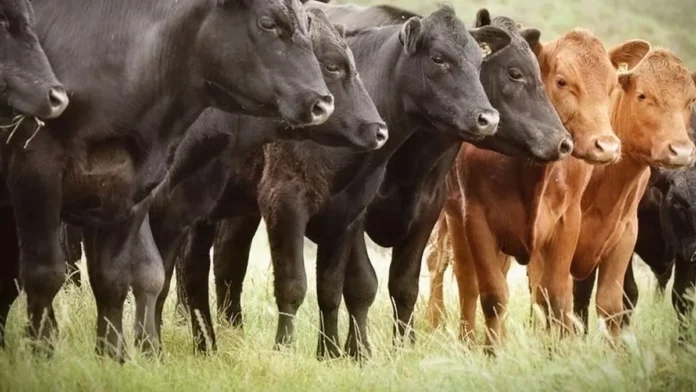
[634,50,695,99]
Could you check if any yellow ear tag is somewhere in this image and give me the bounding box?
[480,42,492,57]
[618,62,629,73]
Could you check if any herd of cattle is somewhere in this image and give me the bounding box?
[0,0,695,363]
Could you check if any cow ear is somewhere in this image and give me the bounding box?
[398,17,422,55]
[608,39,651,71]
[520,28,542,55]
[474,9,491,27]
[469,25,512,58]
[332,23,346,38]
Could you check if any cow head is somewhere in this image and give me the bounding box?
[537,29,621,164]
[396,5,510,142]
[653,168,696,265]
[609,45,696,169]
[282,7,387,151]
[0,0,69,119]
[468,10,572,162]
[196,0,334,127]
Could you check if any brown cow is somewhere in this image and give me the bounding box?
[558,48,696,336]
[425,32,648,348]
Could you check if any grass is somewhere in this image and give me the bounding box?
[1,221,696,391]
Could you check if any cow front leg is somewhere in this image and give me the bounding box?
[182,222,217,353]
[447,211,480,344]
[595,224,637,338]
[0,206,20,347]
[7,150,65,354]
[342,221,378,360]
[671,257,696,340]
[263,193,309,349]
[389,200,443,345]
[213,216,260,327]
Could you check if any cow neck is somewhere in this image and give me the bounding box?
[583,92,650,219]
[127,0,211,144]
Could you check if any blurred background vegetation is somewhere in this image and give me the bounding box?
[334,0,696,67]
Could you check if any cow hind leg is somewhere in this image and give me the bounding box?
[213,216,260,327]
[425,214,450,330]
[62,224,83,287]
[183,222,217,353]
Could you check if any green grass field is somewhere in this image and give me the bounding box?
[2,1,696,390]
[1,221,696,391]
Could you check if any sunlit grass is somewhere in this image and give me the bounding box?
[1,221,696,391]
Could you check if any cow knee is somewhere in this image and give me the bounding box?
[481,293,507,320]
[90,262,130,305]
[275,278,307,308]
[388,279,418,310]
[346,271,378,310]
[132,260,165,299]
[20,250,65,300]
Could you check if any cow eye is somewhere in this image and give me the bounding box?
[258,17,277,31]
[0,14,8,30]
[508,68,523,81]
[638,93,646,101]
[324,63,340,73]
[431,55,445,65]
[556,77,566,88]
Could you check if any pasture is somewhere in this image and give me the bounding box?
[1,0,696,390]
[0,223,695,391]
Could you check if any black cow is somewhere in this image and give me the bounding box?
[181,5,573,360]
[573,108,696,333]
[172,4,511,359]
[146,5,387,351]
[0,0,334,359]
[0,0,70,348]
[316,6,572,345]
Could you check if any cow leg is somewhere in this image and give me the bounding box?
[343,221,378,360]
[536,209,581,335]
[263,195,309,348]
[315,229,352,359]
[388,199,443,345]
[425,214,450,330]
[654,261,673,297]
[131,214,166,354]
[595,225,637,337]
[672,257,696,337]
[213,216,260,327]
[447,212,479,343]
[84,210,160,359]
[465,205,507,350]
[622,258,639,326]
[182,222,217,353]
[0,206,20,347]
[7,156,64,353]
[572,267,597,334]
[173,243,189,324]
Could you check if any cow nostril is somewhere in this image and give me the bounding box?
[477,113,489,128]
[595,137,619,154]
[558,138,574,155]
[310,94,334,122]
[376,125,388,143]
[48,86,68,108]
